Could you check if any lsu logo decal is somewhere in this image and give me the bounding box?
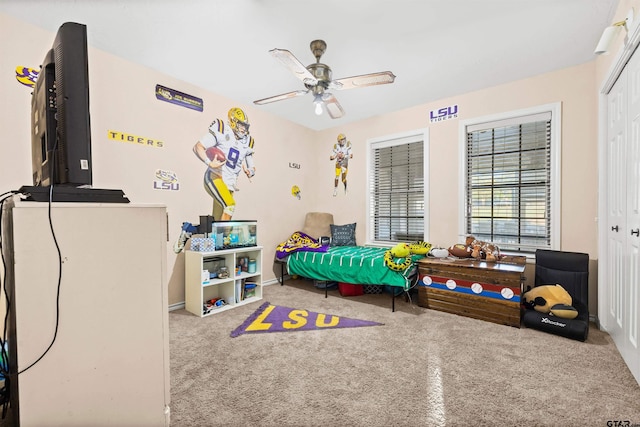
[429,104,458,123]
[153,169,180,191]
[156,86,173,100]
[16,66,39,87]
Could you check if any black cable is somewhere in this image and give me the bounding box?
[0,192,19,419]
[13,131,65,375]
[16,184,62,375]
[0,192,19,378]
[0,185,63,379]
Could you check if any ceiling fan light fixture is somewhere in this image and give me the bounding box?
[255,40,395,119]
[313,94,323,115]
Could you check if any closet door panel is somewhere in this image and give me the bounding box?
[627,50,640,381]
[607,72,627,341]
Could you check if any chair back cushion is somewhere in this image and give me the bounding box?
[535,249,589,311]
[301,212,334,240]
[524,249,590,341]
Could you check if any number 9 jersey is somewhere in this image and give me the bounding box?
[201,118,255,190]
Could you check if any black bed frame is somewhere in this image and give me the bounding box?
[275,257,411,312]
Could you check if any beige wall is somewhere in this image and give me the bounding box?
[1,13,602,313]
[317,63,598,256]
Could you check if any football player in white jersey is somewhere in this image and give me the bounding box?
[329,133,352,196]
[193,107,256,220]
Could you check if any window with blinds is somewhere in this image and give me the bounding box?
[369,137,425,244]
[465,111,552,253]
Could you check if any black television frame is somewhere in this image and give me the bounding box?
[30,22,92,188]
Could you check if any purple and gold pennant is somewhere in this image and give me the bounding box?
[230,302,383,337]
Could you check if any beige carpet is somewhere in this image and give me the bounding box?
[169,279,640,427]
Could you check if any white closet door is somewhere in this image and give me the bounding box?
[606,67,627,350]
[626,49,640,382]
[606,49,640,385]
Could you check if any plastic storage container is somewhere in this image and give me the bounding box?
[338,282,364,297]
[202,220,257,250]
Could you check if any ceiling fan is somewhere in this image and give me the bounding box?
[253,40,396,119]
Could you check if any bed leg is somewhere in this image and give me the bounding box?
[280,262,285,286]
[392,292,395,312]
[325,285,328,298]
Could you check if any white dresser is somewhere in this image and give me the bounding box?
[1,197,170,426]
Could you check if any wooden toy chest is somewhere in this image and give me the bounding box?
[417,256,526,327]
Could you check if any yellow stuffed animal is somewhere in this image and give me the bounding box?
[522,284,578,319]
[384,242,432,272]
[384,243,412,271]
[409,241,432,255]
[390,243,411,257]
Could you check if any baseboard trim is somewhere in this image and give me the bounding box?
[262,278,281,286]
[169,302,185,311]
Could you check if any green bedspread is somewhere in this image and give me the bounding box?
[286,246,423,290]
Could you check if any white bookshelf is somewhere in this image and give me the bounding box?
[185,246,263,317]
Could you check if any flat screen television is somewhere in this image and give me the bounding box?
[30,22,92,187]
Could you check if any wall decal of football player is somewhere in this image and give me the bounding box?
[291,185,301,199]
[329,133,353,196]
[193,107,256,220]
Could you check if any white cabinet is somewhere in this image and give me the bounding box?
[1,198,170,426]
[185,246,263,317]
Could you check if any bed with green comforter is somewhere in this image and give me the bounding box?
[286,246,423,290]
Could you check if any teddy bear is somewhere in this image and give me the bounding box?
[522,284,578,319]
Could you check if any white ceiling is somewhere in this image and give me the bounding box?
[1,0,620,131]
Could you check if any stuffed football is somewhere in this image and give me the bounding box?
[205,146,226,163]
[448,243,472,258]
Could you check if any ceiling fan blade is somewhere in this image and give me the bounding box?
[322,94,345,119]
[254,89,309,105]
[330,71,396,90]
[269,48,318,85]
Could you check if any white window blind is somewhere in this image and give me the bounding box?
[369,137,424,243]
[465,111,552,253]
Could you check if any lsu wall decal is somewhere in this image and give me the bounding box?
[155,84,203,112]
[291,185,301,199]
[153,169,180,191]
[108,130,164,148]
[230,301,383,337]
[429,104,458,123]
[16,66,39,87]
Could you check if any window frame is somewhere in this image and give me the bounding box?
[458,103,562,254]
[366,128,430,247]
